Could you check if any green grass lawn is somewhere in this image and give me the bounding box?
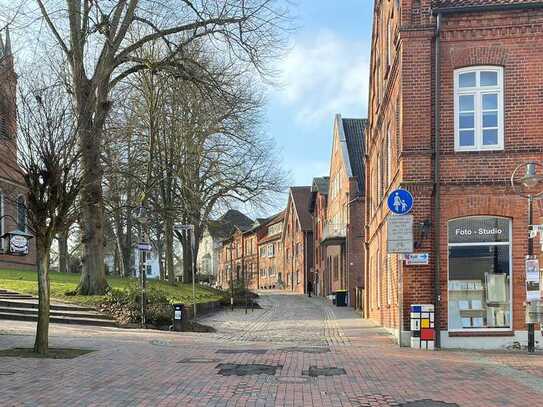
[0,269,223,307]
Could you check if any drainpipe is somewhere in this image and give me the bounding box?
[433,12,442,350]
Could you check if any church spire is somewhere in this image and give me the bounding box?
[0,32,4,57]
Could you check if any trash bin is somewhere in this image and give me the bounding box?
[335,290,347,307]
[173,303,184,331]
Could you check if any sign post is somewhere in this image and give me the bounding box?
[387,189,414,216]
[174,224,197,321]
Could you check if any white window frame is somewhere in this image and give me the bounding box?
[454,66,504,152]
[447,216,512,333]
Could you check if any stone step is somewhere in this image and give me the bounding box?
[0,293,35,299]
[0,311,117,327]
[0,306,113,321]
[0,299,96,313]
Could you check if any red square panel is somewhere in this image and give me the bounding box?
[420,328,435,341]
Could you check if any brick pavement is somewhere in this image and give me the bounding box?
[0,292,542,406]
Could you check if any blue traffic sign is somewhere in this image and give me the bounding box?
[387,189,414,215]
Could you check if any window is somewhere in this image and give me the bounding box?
[268,244,274,257]
[454,66,504,151]
[16,196,26,231]
[448,217,511,331]
[387,17,392,68]
[377,249,381,308]
[386,255,392,305]
[387,127,392,185]
[259,246,266,258]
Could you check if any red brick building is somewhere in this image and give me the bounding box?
[256,212,284,289]
[0,30,35,270]
[282,187,313,294]
[366,0,543,349]
[309,177,329,297]
[318,115,366,307]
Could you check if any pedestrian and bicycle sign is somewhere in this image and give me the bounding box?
[387,189,414,215]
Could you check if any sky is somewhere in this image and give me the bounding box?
[267,0,374,188]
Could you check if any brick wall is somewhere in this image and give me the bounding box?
[367,1,543,344]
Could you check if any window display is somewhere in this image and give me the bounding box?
[448,217,511,330]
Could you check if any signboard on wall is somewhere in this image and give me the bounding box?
[405,253,429,266]
[387,215,413,254]
[525,257,541,302]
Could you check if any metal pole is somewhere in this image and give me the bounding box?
[191,228,196,322]
[230,244,234,311]
[528,195,535,353]
[139,225,145,328]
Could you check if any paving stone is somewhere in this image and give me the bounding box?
[0,292,542,406]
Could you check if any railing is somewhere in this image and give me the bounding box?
[322,223,347,240]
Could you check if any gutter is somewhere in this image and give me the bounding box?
[433,13,442,350]
[433,2,543,15]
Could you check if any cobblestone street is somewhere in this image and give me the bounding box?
[1,293,542,406]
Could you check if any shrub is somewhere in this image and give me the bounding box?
[100,284,173,327]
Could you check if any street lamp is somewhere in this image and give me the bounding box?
[0,214,33,256]
[173,224,197,321]
[511,162,543,353]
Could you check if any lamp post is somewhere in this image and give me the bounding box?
[511,162,543,353]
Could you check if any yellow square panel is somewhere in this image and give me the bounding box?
[421,319,430,329]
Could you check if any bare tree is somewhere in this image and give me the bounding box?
[4,0,290,295]
[16,75,80,354]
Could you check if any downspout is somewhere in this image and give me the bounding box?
[433,12,442,350]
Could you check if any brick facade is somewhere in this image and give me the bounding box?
[0,31,35,270]
[366,0,543,348]
[283,187,313,294]
[256,212,284,289]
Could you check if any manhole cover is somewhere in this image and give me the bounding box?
[177,357,221,364]
[150,340,175,347]
[276,376,311,384]
[280,346,330,354]
[303,366,346,377]
[0,372,16,376]
[216,349,267,355]
[400,401,459,407]
[216,363,282,376]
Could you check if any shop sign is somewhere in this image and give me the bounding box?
[448,217,510,244]
[387,215,413,254]
[405,253,429,266]
[525,257,541,302]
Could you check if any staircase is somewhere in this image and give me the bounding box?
[0,289,117,327]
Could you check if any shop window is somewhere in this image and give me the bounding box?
[454,66,504,151]
[448,216,511,331]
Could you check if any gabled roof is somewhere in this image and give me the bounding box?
[311,177,329,195]
[333,114,367,195]
[309,177,329,214]
[289,186,313,232]
[342,118,366,194]
[207,209,254,240]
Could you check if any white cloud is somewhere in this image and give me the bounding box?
[273,30,370,126]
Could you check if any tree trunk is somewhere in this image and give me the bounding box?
[77,111,108,295]
[58,229,68,273]
[183,234,193,283]
[165,217,175,284]
[115,234,125,277]
[34,242,50,354]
